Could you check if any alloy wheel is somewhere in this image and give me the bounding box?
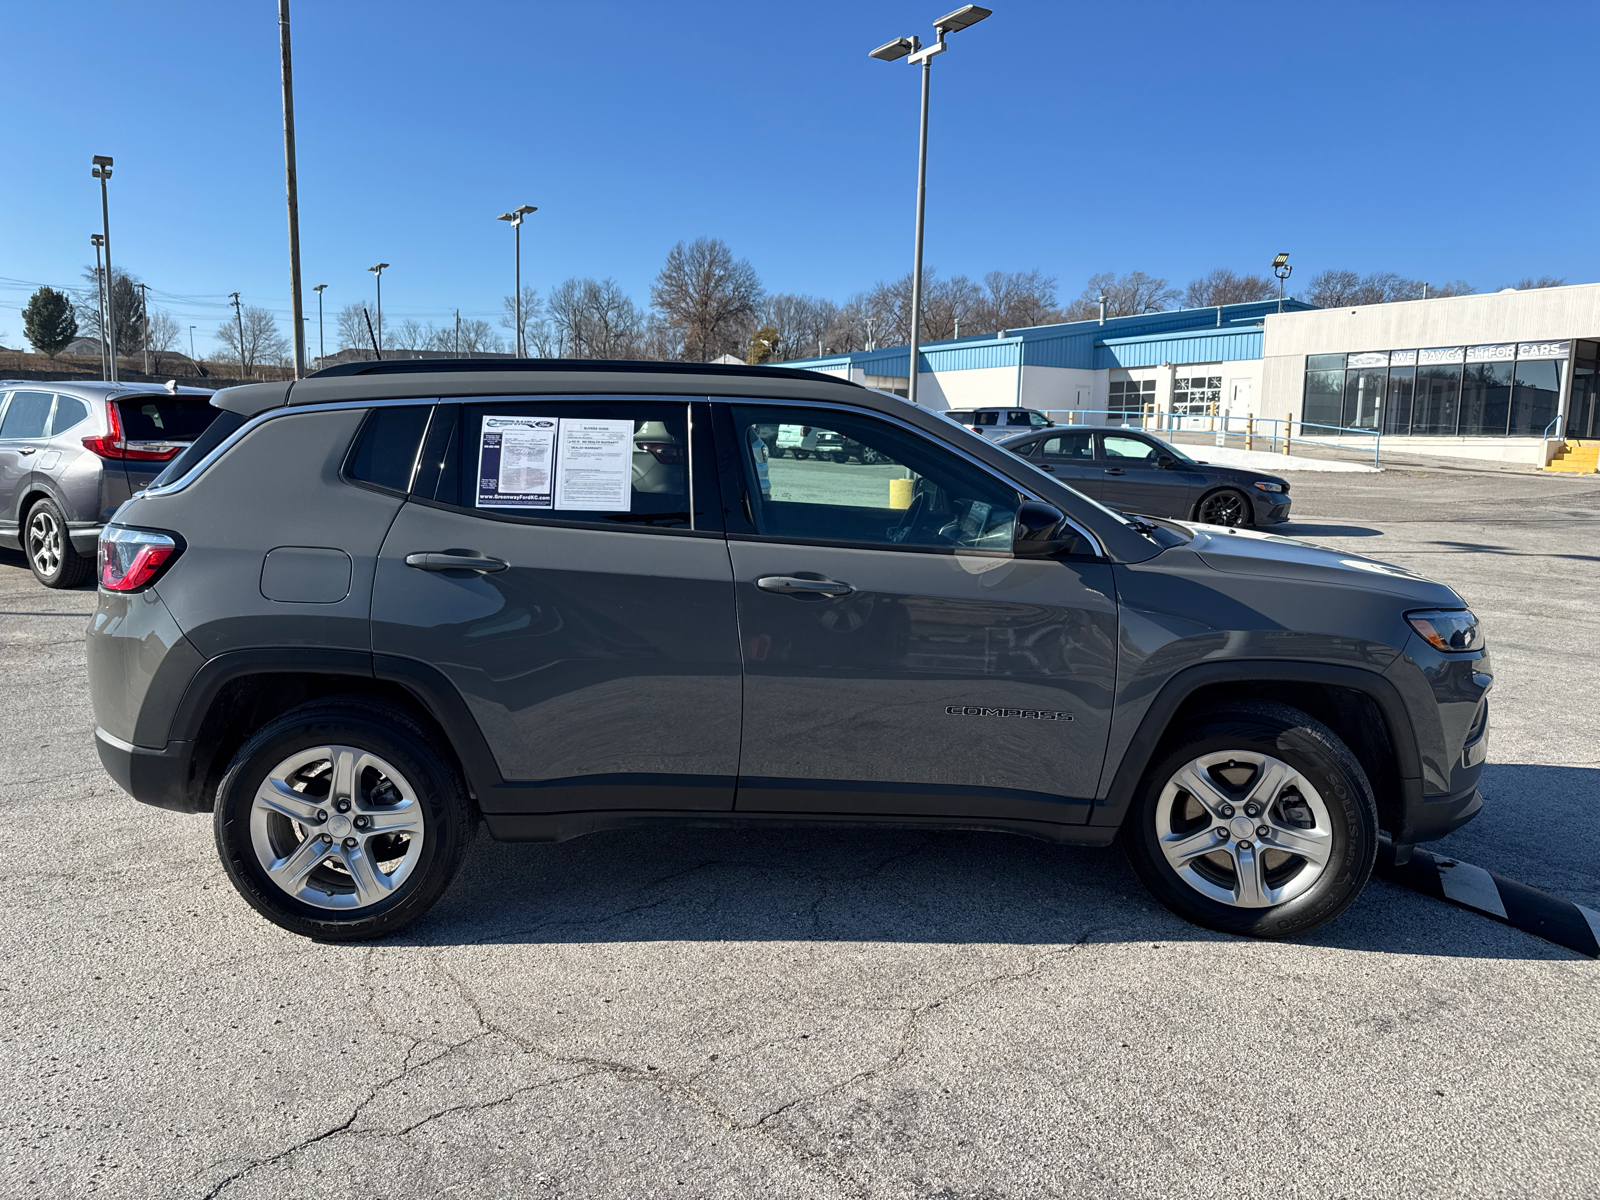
[1198,490,1248,526]
[27,509,62,579]
[249,745,426,910]
[1153,750,1334,908]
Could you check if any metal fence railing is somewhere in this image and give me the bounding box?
[1038,407,1384,469]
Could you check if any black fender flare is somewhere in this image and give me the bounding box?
[1091,660,1424,829]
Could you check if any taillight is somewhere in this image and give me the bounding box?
[637,441,685,464]
[99,526,182,592]
[82,403,184,461]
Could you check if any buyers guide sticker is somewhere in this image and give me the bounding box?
[477,416,556,508]
[553,418,633,511]
[476,416,634,512]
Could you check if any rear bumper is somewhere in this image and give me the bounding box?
[94,727,201,814]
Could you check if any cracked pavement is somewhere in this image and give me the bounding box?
[1,465,1597,1198]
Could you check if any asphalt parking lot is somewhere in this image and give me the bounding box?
[2,462,1597,1199]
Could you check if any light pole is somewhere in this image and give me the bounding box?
[230,292,246,378]
[1272,252,1292,313]
[92,155,117,382]
[136,281,150,374]
[189,326,196,362]
[367,264,388,354]
[90,233,108,380]
[497,206,538,357]
[870,5,991,408]
[279,0,307,377]
[312,284,327,368]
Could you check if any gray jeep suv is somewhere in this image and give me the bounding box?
[0,380,217,587]
[85,362,1490,942]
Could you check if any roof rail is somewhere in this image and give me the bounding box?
[308,357,861,384]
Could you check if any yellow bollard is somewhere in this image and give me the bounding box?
[1246,414,1255,451]
[1285,410,1294,456]
[889,477,914,510]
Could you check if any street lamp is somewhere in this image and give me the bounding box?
[869,5,992,407]
[367,263,388,354]
[229,292,246,378]
[497,205,538,357]
[136,281,150,375]
[91,155,117,382]
[90,233,108,381]
[312,284,327,368]
[1272,252,1291,313]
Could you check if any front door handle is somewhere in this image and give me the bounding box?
[404,552,509,573]
[1103,467,1126,476]
[18,448,36,456]
[756,575,854,598]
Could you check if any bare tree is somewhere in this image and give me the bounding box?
[1302,270,1473,307]
[548,278,646,359]
[1063,271,1179,320]
[969,269,1063,334]
[1509,275,1566,290]
[650,238,763,361]
[498,287,546,356]
[638,314,683,362]
[336,302,379,354]
[1181,268,1277,308]
[215,306,289,377]
[759,293,840,360]
[77,266,146,352]
[1428,280,1476,298]
[427,318,503,354]
[389,319,436,351]
[145,310,181,373]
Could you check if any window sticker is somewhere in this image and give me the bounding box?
[477,416,556,508]
[553,418,634,511]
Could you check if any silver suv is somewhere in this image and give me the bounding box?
[84,361,1490,943]
[0,381,217,587]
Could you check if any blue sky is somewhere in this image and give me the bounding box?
[4,0,1597,356]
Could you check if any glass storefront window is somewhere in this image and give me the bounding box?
[1303,369,1344,427]
[1342,368,1386,430]
[1459,360,1514,436]
[1413,363,1463,434]
[1509,358,1563,436]
[1384,367,1415,434]
[1307,354,1347,371]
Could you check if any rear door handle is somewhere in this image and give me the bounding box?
[756,575,854,597]
[18,448,36,456]
[404,552,509,573]
[1103,467,1126,476]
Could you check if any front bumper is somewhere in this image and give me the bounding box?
[94,726,200,814]
[1254,492,1292,524]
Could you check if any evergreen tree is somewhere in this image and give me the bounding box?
[22,287,77,358]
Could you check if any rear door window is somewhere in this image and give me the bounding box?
[1006,411,1031,426]
[1041,431,1095,460]
[423,400,713,532]
[116,396,221,442]
[0,391,54,439]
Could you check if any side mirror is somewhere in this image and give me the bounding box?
[1012,500,1080,558]
[1156,454,1176,470]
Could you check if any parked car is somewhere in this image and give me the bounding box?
[87,361,1487,944]
[998,425,1291,527]
[946,406,1056,440]
[0,380,218,587]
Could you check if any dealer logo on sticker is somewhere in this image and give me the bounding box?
[946,705,1074,722]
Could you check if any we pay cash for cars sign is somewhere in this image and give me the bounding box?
[476,416,634,511]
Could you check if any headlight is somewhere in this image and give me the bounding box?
[1252,481,1286,493]
[1406,609,1484,652]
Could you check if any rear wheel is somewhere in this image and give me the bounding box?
[26,497,93,589]
[213,698,474,941]
[1195,488,1252,527]
[1123,702,1377,939]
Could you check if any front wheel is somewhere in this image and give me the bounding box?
[1122,702,1377,939]
[213,698,475,941]
[1195,488,1252,527]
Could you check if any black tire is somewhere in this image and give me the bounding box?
[25,497,94,589]
[213,697,475,941]
[1195,488,1252,527]
[1122,701,1378,939]
[795,450,810,460]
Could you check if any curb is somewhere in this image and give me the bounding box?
[1376,846,1600,959]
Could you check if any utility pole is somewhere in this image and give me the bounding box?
[92,155,117,382]
[137,281,151,374]
[230,292,247,379]
[189,326,196,362]
[454,308,462,356]
[279,0,307,378]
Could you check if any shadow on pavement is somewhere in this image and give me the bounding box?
[1280,522,1385,538]
[395,807,1582,961]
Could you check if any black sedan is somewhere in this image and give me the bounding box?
[997,425,1291,527]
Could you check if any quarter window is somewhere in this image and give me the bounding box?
[731,405,1021,553]
[346,405,432,493]
[49,396,90,436]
